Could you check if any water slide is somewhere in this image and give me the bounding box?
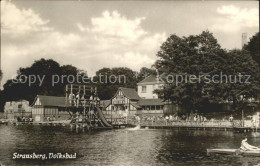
[96,107,113,128]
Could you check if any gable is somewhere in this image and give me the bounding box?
[111,87,140,101]
[137,75,165,85]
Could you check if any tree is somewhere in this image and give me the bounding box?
[111,67,137,88]
[137,67,157,82]
[2,59,83,104]
[223,49,260,112]
[0,70,4,111]
[0,69,2,82]
[0,90,4,112]
[154,31,256,114]
[244,32,260,77]
[61,65,78,77]
[94,67,138,100]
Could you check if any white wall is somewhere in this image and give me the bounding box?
[138,84,163,99]
[4,100,31,113]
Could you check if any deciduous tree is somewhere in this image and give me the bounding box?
[244,32,260,77]
[2,59,83,104]
[154,31,259,114]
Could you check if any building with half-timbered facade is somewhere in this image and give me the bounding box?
[103,87,141,118]
[103,75,175,117]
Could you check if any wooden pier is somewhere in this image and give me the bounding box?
[138,119,260,132]
[140,125,235,131]
[141,125,259,132]
[233,127,260,133]
[1,118,259,133]
[11,120,70,126]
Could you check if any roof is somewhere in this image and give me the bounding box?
[131,103,141,109]
[137,75,164,85]
[33,95,66,107]
[119,87,140,100]
[101,100,111,108]
[137,99,164,106]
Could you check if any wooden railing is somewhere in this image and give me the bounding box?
[139,120,249,128]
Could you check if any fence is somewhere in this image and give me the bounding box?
[140,120,258,128]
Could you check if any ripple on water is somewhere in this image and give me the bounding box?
[0,126,260,166]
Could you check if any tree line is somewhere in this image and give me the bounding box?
[0,31,259,114]
[0,59,155,111]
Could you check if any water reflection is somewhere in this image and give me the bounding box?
[0,125,259,166]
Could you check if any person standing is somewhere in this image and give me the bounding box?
[69,93,75,106]
[76,92,80,107]
[165,116,169,125]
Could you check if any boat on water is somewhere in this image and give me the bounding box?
[207,148,260,157]
[207,138,260,157]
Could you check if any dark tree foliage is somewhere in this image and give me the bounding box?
[0,69,2,82]
[155,31,260,114]
[137,67,157,82]
[2,59,81,105]
[244,32,260,75]
[94,67,138,100]
[224,49,260,112]
[0,90,4,112]
[94,67,157,100]
[0,59,147,110]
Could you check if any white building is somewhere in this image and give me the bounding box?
[137,75,165,99]
[104,76,169,117]
[4,100,32,119]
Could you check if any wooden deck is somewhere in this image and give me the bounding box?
[233,127,260,133]
[140,125,260,132]
[1,119,259,133]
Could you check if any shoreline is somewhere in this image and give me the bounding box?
[0,119,259,133]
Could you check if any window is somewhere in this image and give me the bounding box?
[141,86,147,93]
[18,104,22,109]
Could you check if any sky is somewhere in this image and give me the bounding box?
[1,1,259,86]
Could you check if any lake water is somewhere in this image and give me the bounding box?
[0,125,259,166]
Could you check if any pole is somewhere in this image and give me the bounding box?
[65,85,68,106]
[70,84,73,106]
[83,85,86,118]
[124,104,126,125]
[111,99,113,125]
[128,101,130,125]
[242,109,244,127]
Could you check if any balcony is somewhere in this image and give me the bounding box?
[112,100,125,104]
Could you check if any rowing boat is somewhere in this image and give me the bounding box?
[207,148,260,157]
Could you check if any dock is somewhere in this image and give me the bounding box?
[139,119,260,132]
[12,120,70,126]
[140,125,234,131]
[1,119,260,133]
[139,125,260,132]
